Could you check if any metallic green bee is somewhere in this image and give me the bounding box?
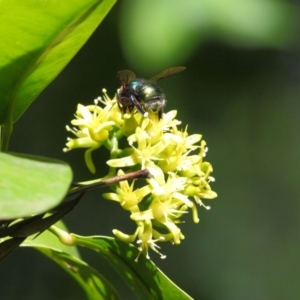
[117,66,186,118]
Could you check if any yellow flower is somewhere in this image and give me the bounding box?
[64,93,121,173]
[107,127,167,184]
[112,219,166,261]
[135,220,166,261]
[158,129,202,173]
[102,170,151,213]
[131,110,181,145]
[64,87,218,260]
[148,173,200,224]
[181,140,218,207]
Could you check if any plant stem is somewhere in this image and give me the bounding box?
[68,169,153,196]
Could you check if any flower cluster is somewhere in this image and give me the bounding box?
[64,89,217,261]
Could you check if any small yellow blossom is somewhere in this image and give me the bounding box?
[135,220,166,261]
[102,170,151,213]
[64,88,217,261]
[63,97,118,173]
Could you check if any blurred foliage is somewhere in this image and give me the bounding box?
[119,0,297,73]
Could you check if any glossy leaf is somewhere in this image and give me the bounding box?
[0,218,80,261]
[0,237,26,261]
[73,235,193,300]
[23,223,120,299]
[23,234,119,300]
[0,0,116,125]
[0,152,72,219]
[24,220,80,257]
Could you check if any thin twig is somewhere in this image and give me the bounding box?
[67,169,153,196]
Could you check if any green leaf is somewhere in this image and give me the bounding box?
[0,152,72,219]
[0,219,80,261]
[24,220,80,258]
[22,223,119,299]
[22,223,120,299]
[23,244,119,300]
[73,235,193,300]
[0,0,116,126]
[0,236,26,261]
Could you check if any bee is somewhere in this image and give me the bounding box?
[117,66,186,119]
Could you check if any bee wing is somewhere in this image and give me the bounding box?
[150,66,186,82]
[117,70,136,85]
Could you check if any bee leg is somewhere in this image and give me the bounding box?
[158,108,164,119]
[130,94,148,117]
[117,91,125,113]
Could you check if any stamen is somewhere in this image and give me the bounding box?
[198,199,211,210]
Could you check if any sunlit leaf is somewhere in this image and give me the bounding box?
[21,222,120,299]
[0,0,116,125]
[24,245,119,300]
[0,152,72,219]
[24,220,80,258]
[73,235,192,300]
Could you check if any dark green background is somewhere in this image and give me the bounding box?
[2,2,300,299]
